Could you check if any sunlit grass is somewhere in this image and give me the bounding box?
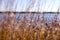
[0,13,60,40]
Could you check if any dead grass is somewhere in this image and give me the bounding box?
[0,13,60,40]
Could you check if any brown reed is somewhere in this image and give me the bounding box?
[0,13,60,40]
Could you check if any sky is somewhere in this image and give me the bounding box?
[0,0,60,12]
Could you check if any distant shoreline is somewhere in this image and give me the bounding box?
[0,11,60,14]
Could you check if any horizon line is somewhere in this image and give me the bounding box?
[0,11,60,14]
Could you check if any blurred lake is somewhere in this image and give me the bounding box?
[0,13,60,22]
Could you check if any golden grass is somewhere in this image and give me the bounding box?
[0,13,60,40]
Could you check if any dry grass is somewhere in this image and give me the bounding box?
[0,13,60,40]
